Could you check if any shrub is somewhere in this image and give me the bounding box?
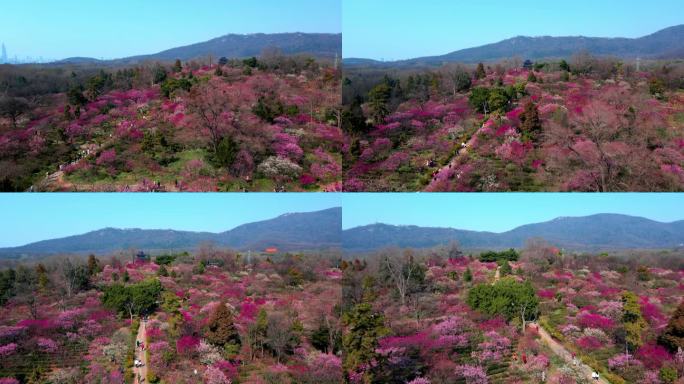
[659,365,677,383]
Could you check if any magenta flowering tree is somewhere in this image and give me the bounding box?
[576,336,603,351]
[96,149,117,167]
[272,133,303,161]
[472,331,511,365]
[608,353,645,381]
[0,326,27,341]
[608,354,632,370]
[114,120,143,141]
[310,148,341,181]
[635,344,671,369]
[537,289,555,300]
[78,319,103,338]
[432,315,471,350]
[639,297,666,327]
[301,353,343,383]
[380,152,410,172]
[406,378,431,384]
[36,337,58,353]
[524,354,550,379]
[176,335,200,356]
[577,312,614,331]
[0,343,18,357]
[230,149,254,178]
[454,364,488,384]
[65,122,85,141]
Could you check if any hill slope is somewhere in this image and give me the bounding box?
[344,25,684,67]
[0,207,342,257]
[58,32,341,64]
[343,214,684,252]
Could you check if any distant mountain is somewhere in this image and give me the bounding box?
[57,32,341,65]
[215,207,342,251]
[343,214,684,252]
[344,25,684,68]
[0,207,341,258]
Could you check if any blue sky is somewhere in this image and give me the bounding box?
[342,193,684,231]
[1,0,341,61]
[0,194,340,247]
[344,0,684,60]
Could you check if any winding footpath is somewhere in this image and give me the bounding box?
[529,322,610,384]
[425,131,476,191]
[496,266,608,382]
[133,320,148,384]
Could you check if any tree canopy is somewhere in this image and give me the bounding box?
[467,278,539,325]
[101,278,162,320]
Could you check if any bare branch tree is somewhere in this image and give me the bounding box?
[382,249,417,307]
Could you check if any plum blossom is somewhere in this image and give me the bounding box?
[37,337,58,353]
[454,364,488,384]
[0,343,18,357]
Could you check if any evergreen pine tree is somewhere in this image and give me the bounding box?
[205,301,241,348]
[475,63,486,79]
[520,101,542,143]
[659,299,684,352]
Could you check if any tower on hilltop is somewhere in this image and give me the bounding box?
[1,43,7,64]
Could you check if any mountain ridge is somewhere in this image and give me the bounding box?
[54,32,341,65]
[343,214,684,252]
[0,207,342,258]
[344,25,684,67]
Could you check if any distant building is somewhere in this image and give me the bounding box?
[136,251,150,261]
[265,247,278,254]
[1,43,7,64]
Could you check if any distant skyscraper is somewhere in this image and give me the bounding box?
[0,43,7,64]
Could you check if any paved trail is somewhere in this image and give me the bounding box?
[133,320,148,384]
[529,323,610,384]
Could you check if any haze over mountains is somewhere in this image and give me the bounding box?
[55,32,341,65]
[343,214,684,252]
[344,25,684,67]
[0,208,341,258]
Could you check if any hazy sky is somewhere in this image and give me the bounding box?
[0,0,341,61]
[0,194,340,247]
[344,0,684,60]
[342,193,684,231]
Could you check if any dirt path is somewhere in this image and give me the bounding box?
[133,320,148,384]
[493,266,501,283]
[529,323,610,384]
[425,133,475,191]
